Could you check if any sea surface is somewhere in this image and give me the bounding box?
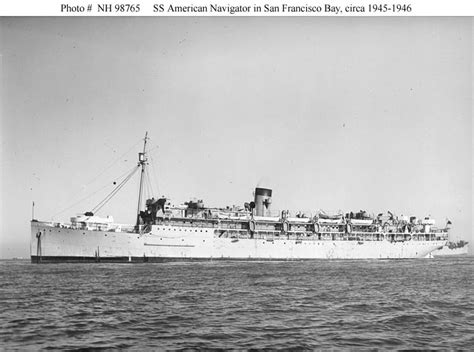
[1,257,473,350]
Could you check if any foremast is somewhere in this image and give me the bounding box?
[136,132,149,227]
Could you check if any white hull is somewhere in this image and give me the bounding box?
[31,222,446,262]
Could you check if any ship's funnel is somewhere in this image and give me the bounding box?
[254,187,272,216]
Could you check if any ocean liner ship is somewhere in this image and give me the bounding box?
[31,134,449,263]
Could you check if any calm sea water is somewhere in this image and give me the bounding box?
[1,257,473,350]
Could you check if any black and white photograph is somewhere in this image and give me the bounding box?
[1,7,473,350]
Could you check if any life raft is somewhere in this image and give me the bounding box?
[346,223,352,234]
[249,220,256,233]
[282,220,289,234]
[313,222,320,234]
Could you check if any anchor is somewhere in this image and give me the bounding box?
[36,231,42,263]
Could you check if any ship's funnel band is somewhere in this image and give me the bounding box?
[254,187,273,217]
[255,188,272,197]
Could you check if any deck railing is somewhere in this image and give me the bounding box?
[32,219,449,242]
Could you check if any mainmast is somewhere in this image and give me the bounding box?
[136,132,149,226]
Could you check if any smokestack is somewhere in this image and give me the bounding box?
[254,187,272,216]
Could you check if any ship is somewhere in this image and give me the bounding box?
[31,133,449,263]
[433,240,469,257]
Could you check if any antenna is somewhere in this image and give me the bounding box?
[136,132,149,226]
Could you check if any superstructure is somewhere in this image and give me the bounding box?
[31,133,449,262]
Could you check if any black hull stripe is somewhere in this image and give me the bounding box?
[143,244,195,247]
[30,256,315,263]
[30,256,419,263]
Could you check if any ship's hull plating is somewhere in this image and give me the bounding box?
[31,222,446,263]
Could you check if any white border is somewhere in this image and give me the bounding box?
[0,0,473,16]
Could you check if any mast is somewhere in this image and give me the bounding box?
[136,132,149,226]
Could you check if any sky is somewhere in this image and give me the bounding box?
[0,17,472,258]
